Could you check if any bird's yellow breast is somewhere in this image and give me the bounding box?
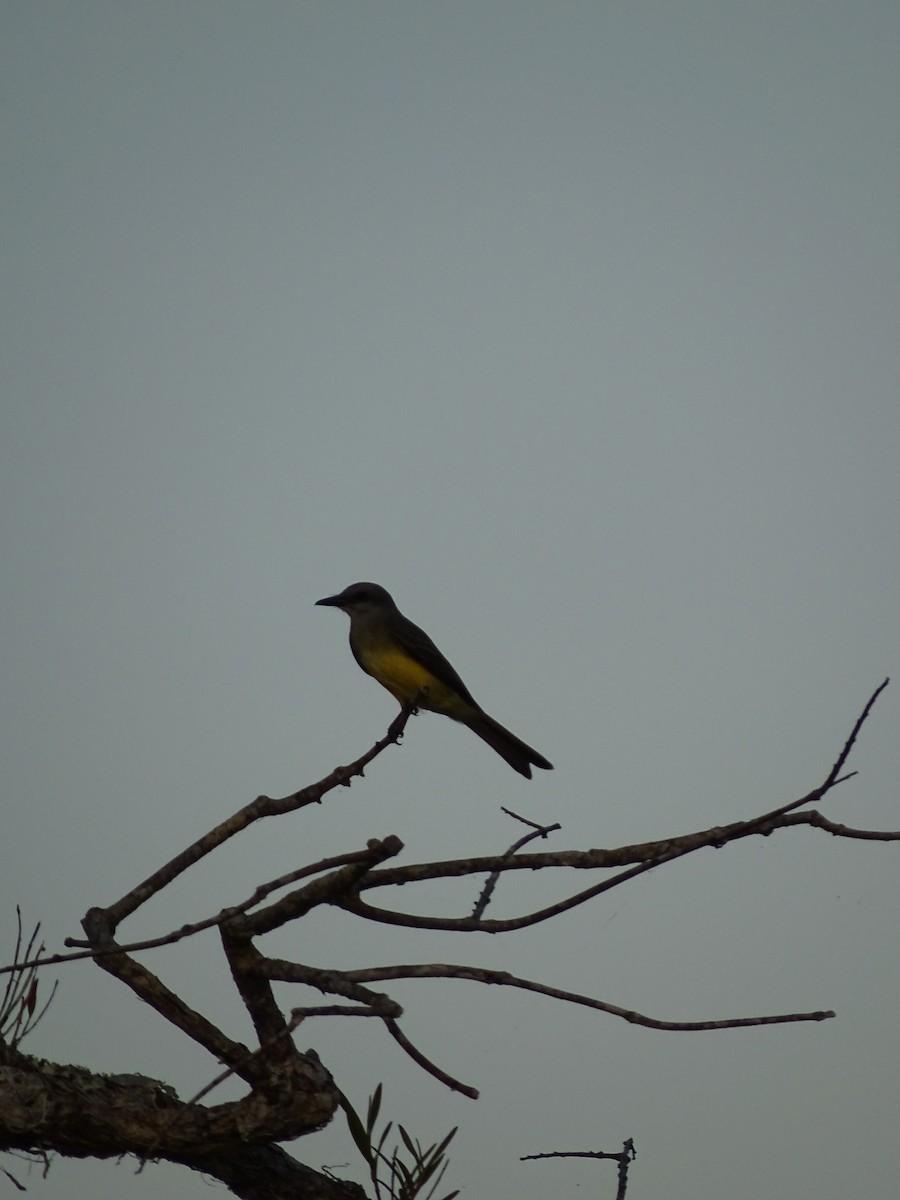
[354,642,469,716]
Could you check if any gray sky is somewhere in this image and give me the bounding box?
[2,3,899,1197]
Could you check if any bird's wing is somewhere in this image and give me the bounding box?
[390,615,481,709]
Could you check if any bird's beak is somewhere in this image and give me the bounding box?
[316,593,344,607]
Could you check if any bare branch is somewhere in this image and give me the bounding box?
[342,963,833,1031]
[233,838,402,939]
[100,706,416,932]
[291,1005,386,1018]
[1,678,891,1198]
[262,959,402,1018]
[334,824,762,933]
[383,1018,479,1099]
[471,813,561,919]
[1,847,395,979]
[80,906,256,1077]
[523,1138,637,1200]
[0,1042,336,1164]
[3,682,892,977]
[823,677,889,786]
[334,683,893,934]
[784,810,900,840]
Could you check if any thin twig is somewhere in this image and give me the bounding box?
[383,1018,479,1099]
[472,814,561,919]
[346,963,833,1031]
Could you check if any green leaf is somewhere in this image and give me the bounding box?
[432,1127,458,1159]
[397,1124,420,1162]
[338,1091,374,1167]
[367,1082,384,1135]
[375,1120,394,1156]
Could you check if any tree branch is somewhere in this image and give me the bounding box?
[100,706,416,932]
[341,963,833,1031]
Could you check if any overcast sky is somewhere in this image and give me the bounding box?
[3,3,899,1198]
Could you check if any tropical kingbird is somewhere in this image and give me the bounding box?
[316,582,553,779]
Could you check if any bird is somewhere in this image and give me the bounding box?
[316,582,553,779]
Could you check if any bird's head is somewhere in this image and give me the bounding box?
[316,582,396,616]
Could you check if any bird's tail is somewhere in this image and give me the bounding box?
[465,711,553,779]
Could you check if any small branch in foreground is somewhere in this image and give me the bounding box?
[472,811,561,919]
[523,1138,636,1200]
